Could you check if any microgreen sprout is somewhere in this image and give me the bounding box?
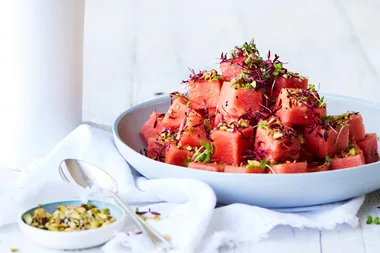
[182,68,223,84]
[191,142,215,163]
[246,160,261,169]
[325,156,332,166]
[256,116,300,148]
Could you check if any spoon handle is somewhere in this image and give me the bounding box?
[110,192,172,248]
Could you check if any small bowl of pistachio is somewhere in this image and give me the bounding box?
[18,200,126,250]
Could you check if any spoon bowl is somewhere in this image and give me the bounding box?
[59,159,118,192]
[58,159,171,249]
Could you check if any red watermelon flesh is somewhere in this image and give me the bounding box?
[275,88,327,127]
[219,56,246,81]
[337,112,366,142]
[188,79,223,110]
[177,113,211,148]
[303,125,350,159]
[188,162,225,172]
[255,118,301,162]
[217,81,263,118]
[268,76,308,99]
[164,144,193,166]
[211,126,254,165]
[307,163,329,172]
[357,133,380,164]
[298,147,317,163]
[224,164,266,174]
[161,96,191,131]
[146,137,167,160]
[140,111,165,144]
[197,107,217,120]
[330,144,365,170]
[214,112,239,127]
[271,161,307,174]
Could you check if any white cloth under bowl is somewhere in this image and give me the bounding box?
[0,124,365,253]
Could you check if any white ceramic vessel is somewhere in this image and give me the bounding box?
[19,200,126,250]
[113,93,380,208]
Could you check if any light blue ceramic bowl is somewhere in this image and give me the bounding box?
[19,200,126,250]
[113,94,380,208]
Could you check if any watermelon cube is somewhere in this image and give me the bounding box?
[357,133,380,164]
[219,56,246,81]
[217,80,263,118]
[224,164,266,174]
[146,137,167,160]
[303,124,350,159]
[161,95,190,131]
[255,117,301,162]
[177,113,211,148]
[335,112,366,142]
[210,126,254,165]
[140,111,165,143]
[268,75,308,99]
[164,144,193,166]
[330,144,365,170]
[188,162,225,172]
[187,70,223,110]
[271,161,307,174]
[275,88,327,127]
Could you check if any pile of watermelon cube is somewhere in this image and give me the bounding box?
[139,39,379,174]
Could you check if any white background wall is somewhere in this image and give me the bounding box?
[82,0,380,126]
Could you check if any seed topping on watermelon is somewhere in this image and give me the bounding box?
[334,144,359,159]
[333,111,360,121]
[284,86,325,109]
[220,39,260,62]
[181,69,223,84]
[169,92,189,105]
[257,116,302,146]
[231,74,261,90]
[220,39,288,90]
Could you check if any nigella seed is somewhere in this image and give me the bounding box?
[225,101,228,107]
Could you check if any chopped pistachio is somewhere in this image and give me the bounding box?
[23,203,116,232]
[23,213,33,225]
[273,132,283,139]
[247,160,261,168]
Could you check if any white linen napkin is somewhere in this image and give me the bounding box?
[0,124,365,253]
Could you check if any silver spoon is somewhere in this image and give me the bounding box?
[58,158,171,249]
